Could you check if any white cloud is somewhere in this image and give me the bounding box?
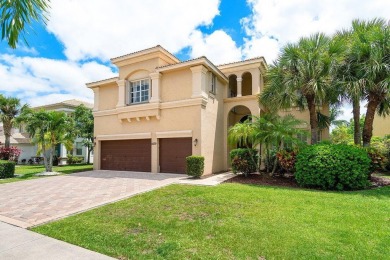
[242,0,390,63]
[0,55,116,106]
[189,30,242,64]
[47,0,220,61]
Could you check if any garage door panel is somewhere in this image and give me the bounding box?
[101,139,151,172]
[159,138,192,174]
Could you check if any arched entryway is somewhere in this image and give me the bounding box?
[227,105,252,162]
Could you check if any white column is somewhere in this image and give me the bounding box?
[116,79,126,108]
[92,88,99,112]
[149,72,161,103]
[252,69,261,95]
[190,65,208,99]
[237,77,242,97]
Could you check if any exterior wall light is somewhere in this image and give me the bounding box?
[193,138,198,146]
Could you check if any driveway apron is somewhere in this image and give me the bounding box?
[0,170,185,228]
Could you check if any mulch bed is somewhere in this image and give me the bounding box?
[224,172,390,189]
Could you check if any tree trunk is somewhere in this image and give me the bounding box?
[87,149,91,164]
[47,145,54,172]
[3,121,11,150]
[41,144,49,172]
[271,141,284,176]
[352,99,361,145]
[306,95,319,144]
[363,96,380,147]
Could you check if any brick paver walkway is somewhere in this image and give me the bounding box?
[0,170,185,228]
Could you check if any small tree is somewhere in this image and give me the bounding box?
[0,95,28,156]
[73,105,94,164]
[228,113,308,176]
[19,109,75,172]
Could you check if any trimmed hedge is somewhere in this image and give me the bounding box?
[230,148,258,175]
[0,160,16,179]
[295,144,371,190]
[186,156,204,178]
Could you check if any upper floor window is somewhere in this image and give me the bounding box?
[129,79,149,104]
[211,74,216,94]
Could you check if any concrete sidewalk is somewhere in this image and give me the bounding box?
[0,221,113,260]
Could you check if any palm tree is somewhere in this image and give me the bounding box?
[260,33,343,144]
[0,95,27,150]
[357,19,390,146]
[20,109,75,172]
[334,19,390,146]
[228,113,307,175]
[0,0,50,48]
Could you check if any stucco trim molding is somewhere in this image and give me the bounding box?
[96,133,152,141]
[223,95,257,103]
[155,130,193,139]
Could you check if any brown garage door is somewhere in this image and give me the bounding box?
[159,138,192,174]
[101,139,151,172]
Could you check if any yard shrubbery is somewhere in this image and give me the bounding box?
[0,160,16,179]
[295,143,371,190]
[230,148,258,176]
[186,156,204,178]
[67,154,84,164]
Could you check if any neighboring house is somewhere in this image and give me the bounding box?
[373,116,390,137]
[0,99,93,163]
[0,125,37,161]
[87,45,329,174]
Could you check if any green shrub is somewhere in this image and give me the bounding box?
[295,144,371,190]
[0,160,16,179]
[230,148,258,176]
[365,147,387,171]
[186,156,204,178]
[67,154,84,165]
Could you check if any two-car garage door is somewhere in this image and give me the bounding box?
[100,138,192,173]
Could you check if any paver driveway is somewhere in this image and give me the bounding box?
[0,170,185,228]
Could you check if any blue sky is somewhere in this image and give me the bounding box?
[0,0,389,120]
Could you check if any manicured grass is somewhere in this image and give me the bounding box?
[33,184,390,259]
[0,164,93,184]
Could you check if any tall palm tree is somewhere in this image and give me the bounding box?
[260,33,343,144]
[358,19,390,146]
[0,95,27,149]
[0,0,50,48]
[335,19,389,146]
[20,109,75,172]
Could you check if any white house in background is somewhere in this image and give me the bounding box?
[0,99,94,164]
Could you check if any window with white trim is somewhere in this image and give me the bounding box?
[128,79,150,104]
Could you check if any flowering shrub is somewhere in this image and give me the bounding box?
[276,150,297,173]
[230,148,258,176]
[0,146,22,162]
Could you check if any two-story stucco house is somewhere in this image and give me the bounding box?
[87,45,329,174]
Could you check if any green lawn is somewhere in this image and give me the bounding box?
[0,164,93,184]
[33,184,390,259]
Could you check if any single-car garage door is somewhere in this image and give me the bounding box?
[159,138,192,174]
[101,139,151,172]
